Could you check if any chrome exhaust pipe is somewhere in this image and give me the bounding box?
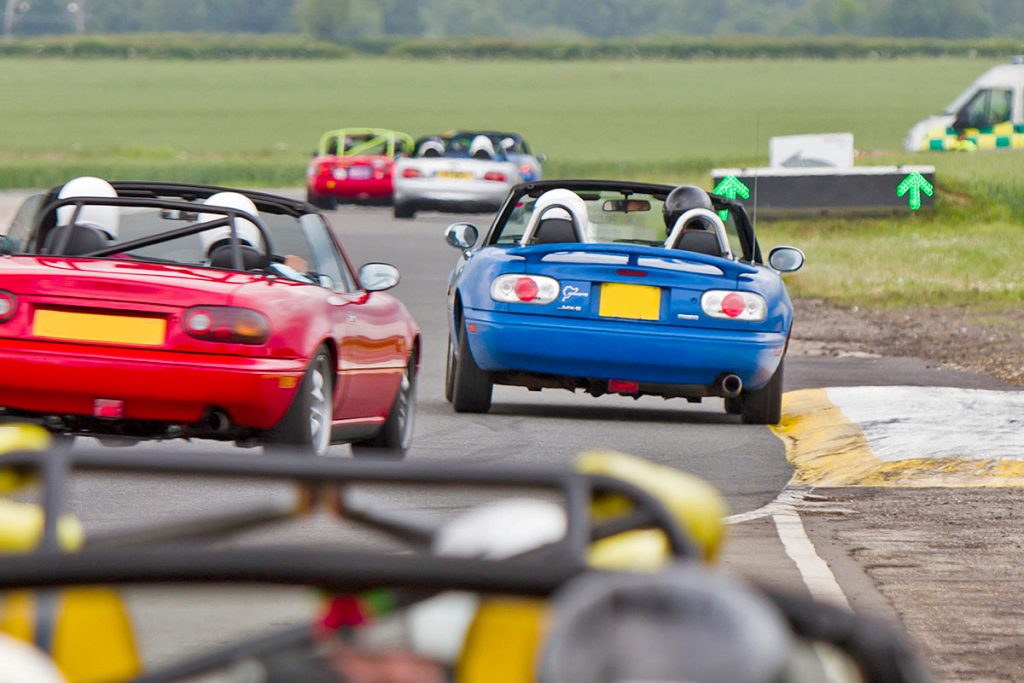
[718,374,743,398]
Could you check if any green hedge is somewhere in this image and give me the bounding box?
[0,33,349,60]
[385,36,1024,60]
[1,34,1022,60]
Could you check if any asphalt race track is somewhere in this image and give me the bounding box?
[24,201,1018,674]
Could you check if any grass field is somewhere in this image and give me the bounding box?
[1,56,1021,307]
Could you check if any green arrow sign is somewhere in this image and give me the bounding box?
[712,176,750,221]
[897,172,934,211]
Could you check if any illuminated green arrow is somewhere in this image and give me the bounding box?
[897,172,934,211]
[713,175,750,221]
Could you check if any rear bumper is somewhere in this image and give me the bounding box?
[0,340,306,429]
[394,180,511,208]
[310,177,393,199]
[462,309,786,390]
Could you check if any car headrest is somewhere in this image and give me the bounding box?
[532,218,579,245]
[671,230,725,257]
[207,242,268,271]
[664,208,730,259]
[42,224,109,256]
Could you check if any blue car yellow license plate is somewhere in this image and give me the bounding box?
[598,283,661,321]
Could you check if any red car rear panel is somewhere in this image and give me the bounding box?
[309,155,396,199]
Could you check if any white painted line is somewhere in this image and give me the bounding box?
[728,487,850,609]
[773,508,850,609]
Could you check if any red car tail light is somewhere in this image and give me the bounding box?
[483,171,507,182]
[491,274,560,304]
[402,168,423,179]
[520,164,532,176]
[183,306,270,345]
[0,290,17,322]
[700,290,767,321]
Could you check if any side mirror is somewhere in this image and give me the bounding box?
[444,223,479,251]
[768,246,805,273]
[537,153,548,163]
[359,262,400,292]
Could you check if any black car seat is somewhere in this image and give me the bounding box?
[42,224,108,256]
[531,210,581,245]
[206,241,269,271]
[669,229,725,257]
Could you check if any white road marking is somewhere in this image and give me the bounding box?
[727,487,851,608]
[772,508,850,609]
[827,386,1024,462]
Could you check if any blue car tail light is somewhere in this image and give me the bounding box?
[491,274,560,304]
[701,290,767,322]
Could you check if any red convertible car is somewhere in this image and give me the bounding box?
[0,178,420,457]
[306,128,415,209]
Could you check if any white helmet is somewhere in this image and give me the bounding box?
[469,135,495,160]
[0,634,67,683]
[56,176,119,239]
[197,192,263,255]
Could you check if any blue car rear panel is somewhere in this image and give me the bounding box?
[450,242,792,392]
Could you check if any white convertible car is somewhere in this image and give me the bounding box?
[392,131,544,219]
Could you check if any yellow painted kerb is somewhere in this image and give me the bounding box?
[771,389,1024,487]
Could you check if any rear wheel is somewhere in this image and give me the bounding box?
[394,202,416,219]
[352,356,417,459]
[452,322,492,414]
[307,190,337,211]
[265,348,333,456]
[739,359,784,425]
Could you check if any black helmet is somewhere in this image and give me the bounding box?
[664,185,714,232]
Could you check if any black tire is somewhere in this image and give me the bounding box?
[352,356,417,459]
[394,202,416,219]
[265,348,334,456]
[740,358,784,425]
[307,190,337,211]
[452,322,492,413]
[444,334,456,403]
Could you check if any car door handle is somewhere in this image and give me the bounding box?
[346,314,357,323]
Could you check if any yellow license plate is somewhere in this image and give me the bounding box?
[435,171,472,179]
[598,283,661,321]
[33,309,166,346]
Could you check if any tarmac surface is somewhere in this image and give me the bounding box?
[3,194,1022,680]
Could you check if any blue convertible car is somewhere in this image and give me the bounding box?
[442,180,804,424]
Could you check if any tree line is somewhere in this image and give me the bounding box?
[5,0,1024,41]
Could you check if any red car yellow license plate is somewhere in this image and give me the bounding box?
[598,283,661,321]
[33,309,167,346]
